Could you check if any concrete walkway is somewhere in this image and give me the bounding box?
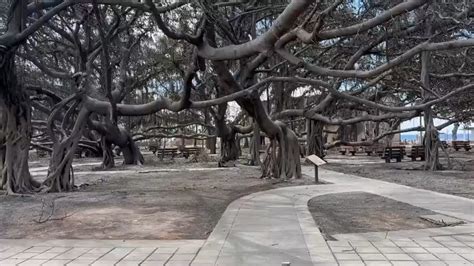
[0,240,203,266]
[193,167,474,265]
[1,167,473,265]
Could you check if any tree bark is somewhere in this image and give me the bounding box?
[0,51,40,194]
[452,122,459,141]
[218,131,240,167]
[42,107,89,192]
[100,136,115,169]
[306,119,324,157]
[92,120,144,167]
[120,132,144,165]
[420,14,441,171]
[248,121,261,166]
[250,99,301,179]
[204,110,217,154]
[423,111,442,170]
[215,103,240,167]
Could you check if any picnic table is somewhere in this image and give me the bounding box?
[339,145,379,156]
[382,146,406,163]
[338,146,358,156]
[180,146,201,159]
[408,145,425,161]
[149,145,178,159]
[452,141,471,151]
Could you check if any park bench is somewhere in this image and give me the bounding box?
[382,146,405,163]
[339,146,373,156]
[452,141,471,151]
[363,145,384,156]
[36,149,48,158]
[73,147,98,158]
[148,144,159,155]
[339,146,356,155]
[156,148,178,159]
[363,147,373,156]
[370,145,385,157]
[180,146,200,158]
[409,145,425,161]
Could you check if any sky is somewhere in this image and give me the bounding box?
[401,117,473,141]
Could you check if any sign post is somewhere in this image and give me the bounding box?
[305,154,326,183]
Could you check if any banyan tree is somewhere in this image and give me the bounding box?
[0,0,473,194]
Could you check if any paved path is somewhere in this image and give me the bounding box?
[193,167,474,265]
[1,167,473,265]
[0,240,204,266]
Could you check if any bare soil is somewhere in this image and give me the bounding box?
[308,192,440,239]
[0,154,316,240]
[322,150,474,199]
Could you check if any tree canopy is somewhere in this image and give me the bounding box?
[0,0,473,194]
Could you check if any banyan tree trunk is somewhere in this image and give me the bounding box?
[42,108,90,192]
[100,137,115,169]
[0,52,40,194]
[261,121,301,179]
[248,122,261,166]
[306,119,324,157]
[452,123,459,141]
[207,137,217,154]
[95,122,144,167]
[218,132,240,167]
[423,110,442,170]
[120,133,144,165]
[204,111,217,154]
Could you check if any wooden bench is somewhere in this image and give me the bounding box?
[452,141,471,151]
[155,148,178,159]
[36,149,48,158]
[339,148,347,155]
[180,147,200,158]
[409,145,425,161]
[339,146,357,156]
[364,143,384,157]
[148,145,159,155]
[382,146,405,163]
[339,146,373,156]
[364,145,384,156]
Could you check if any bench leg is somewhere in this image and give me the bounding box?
[396,157,402,162]
[385,158,390,163]
[411,157,416,161]
[350,152,355,156]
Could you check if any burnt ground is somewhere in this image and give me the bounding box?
[308,192,440,239]
[0,153,317,240]
[322,150,474,199]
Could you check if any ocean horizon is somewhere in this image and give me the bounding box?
[400,133,471,142]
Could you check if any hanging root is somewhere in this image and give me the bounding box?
[218,133,239,167]
[100,137,115,169]
[424,123,443,171]
[261,122,301,179]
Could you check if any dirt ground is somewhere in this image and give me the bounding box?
[0,153,316,240]
[308,192,440,240]
[322,150,474,199]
